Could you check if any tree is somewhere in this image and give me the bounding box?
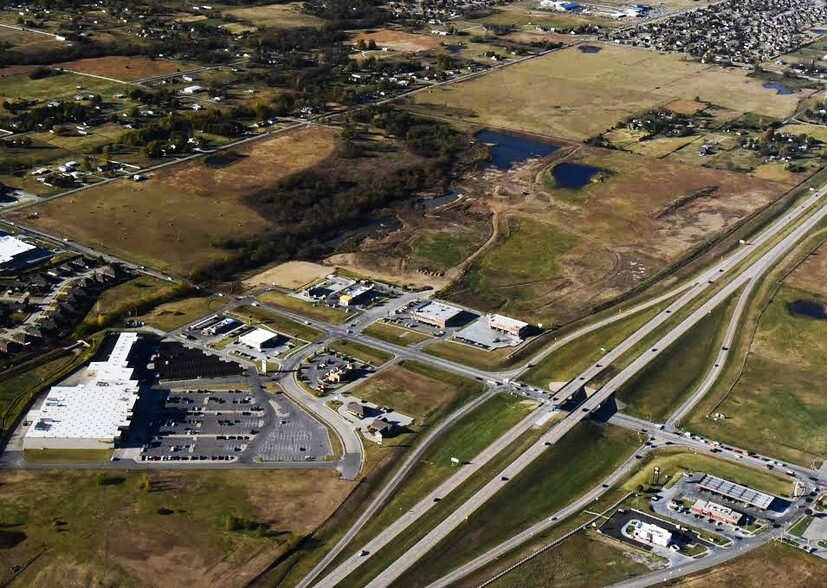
[138,473,152,492]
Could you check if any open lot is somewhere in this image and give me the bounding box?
[0,468,352,587]
[351,360,484,424]
[674,541,827,587]
[0,70,126,102]
[57,56,193,81]
[243,261,332,291]
[412,44,805,141]
[140,295,225,332]
[363,321,433,347]
[221,3,325,29]
[15,126,337,275]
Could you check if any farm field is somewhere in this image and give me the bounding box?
[221,3,325,29]
[57,56,194,81]
[350,30,444,53]
[674,542,827,587]
[0,468,353,587]
[14,126,337,275]
[0,70,126,102]
[443,145,782,326]
[412,44,805,141]
[351,360,485,424]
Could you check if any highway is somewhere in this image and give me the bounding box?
[341,182,827,587]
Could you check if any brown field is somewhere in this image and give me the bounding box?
[223,3,325,29]
[442,143,785,324]
[665,98,709,115]
[244,260,332,290]
[412,44,806,141]
[0,468,353,588]
[58,56,192,81]
[13,126,337,275]
[0,27,65,55]
[351,30,445,53]
[675,542,827,587]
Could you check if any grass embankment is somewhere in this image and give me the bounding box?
[614,296,734,421]
[363,321,432,347]
[486,530,654,588]
[23,449,112,464]
[0,469,352,587]
[352,360,485,423]
[408,225,490,272]
[425,340,518,371]
[394,423,640,586]
[337,394,534,561]
[327,339,392,367]
[787,516,814,538]
[673,541,827,586]
[140,295,224,332]
[622,449,792,498]
[258,292,353,325]
[230,304,324,342]
[522,304,663,389]
[0,336,103,438]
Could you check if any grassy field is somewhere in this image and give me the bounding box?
[258,292,353,324]
[486,530,654,588]
[58,56,193,81]
[327,339,392,367]
[0,469,353,587]
[82,275,183,324]
[406,224,490,271]
[338,393,535,561]
[23,449,112,464]
[674,541,827,587]
[424,340,518,370]
[688,281,827,466]
[412,44,804,141]
[622,449,793,498]
[363,321,432,347]
[614,296,733,421]
[15,126,337,275]
[394,423,641,586]
[222,3,325,28]
[523,304,663,389]
[140,295,224,332]
[351,361,485,424]
[0,70,126,102]
[230,304,324,342]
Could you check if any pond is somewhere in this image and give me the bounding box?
[787,299,827,320]
[579,45,602,53]
[812,28,827,35]
[763,82,794,95]
[550,162,603,189]
[420,189,462,210]
[476,130,559,169]
[444,44,463,54]
[0,531,26,549]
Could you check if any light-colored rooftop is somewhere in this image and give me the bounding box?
[0,234,35,265]
[413,300,463,322]
[239,327,280,347]
[24,332,140,443]
[488,314,529,330]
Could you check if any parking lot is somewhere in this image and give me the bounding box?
[381,300,449,337]
[599,508,711,552]
[298,351,374,394]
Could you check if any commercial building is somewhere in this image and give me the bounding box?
[698,474,775,510]
[412,300,465,329]
[690,499,743,526]
[339,284,375,307]
[0,232,53,274]
[631,521,672,547]
[23,332,141,450]
[238,327,282,351]
[487,314,530,339]
[203,317,241,336]
[346,401,367,419]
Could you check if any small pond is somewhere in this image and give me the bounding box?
[0,531,26,549]
[787,299,827,320]
[420,189,462,210]
[550,162,603,189]
[476,130,559,169]
[763,82,794,95]
[579,45,602,53]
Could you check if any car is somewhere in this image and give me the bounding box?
[360,550,369,557]
[501,476,509,481]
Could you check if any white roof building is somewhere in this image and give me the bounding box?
[238,327,281,351]
[487,314,530,338]
[632,521,672,547]
[0,234,35,265]
[23,332,141,450]
[412,300,465,328]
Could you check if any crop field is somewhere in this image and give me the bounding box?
[0,71,127,102]
[412,44,805,141]
[352,361,484,424]
[351,30,444,53]
[15,126,337,275]
[443,145,782,325]
[675,542,827,587]
[0,469,353,587]
[57,56,193,81]
[222,3,325,29]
